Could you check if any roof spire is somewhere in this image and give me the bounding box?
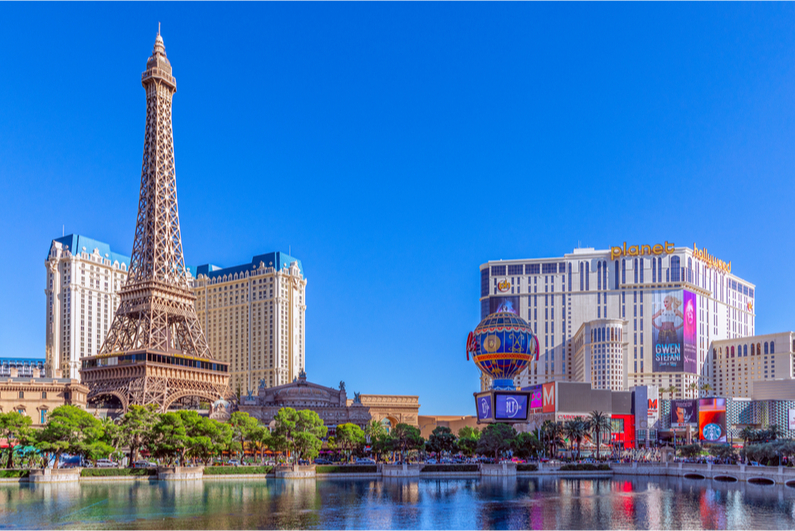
[158,21,161,35]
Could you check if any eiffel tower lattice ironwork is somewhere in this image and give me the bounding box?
[81,30,231,414]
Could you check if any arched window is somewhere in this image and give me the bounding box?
[731,346,735,357]
[744,345,747,357]
[764,342,769,354]
[757,343,761,356]
[687,257,693,283]
[580,262,584,291]
[671,256,681,282]
[634,259,638,283]
[622,259,626,284]
[615,260,619,288]
[598,261,602,290]
[770,341,775,354]
[751,344,755,355]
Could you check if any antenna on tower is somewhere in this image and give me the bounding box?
[158,22,161,35]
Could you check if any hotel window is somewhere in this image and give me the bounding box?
[18,391,24,399]
[40,410,47,424]
[585,262,589,290]
[671,256,680,281]
[615,260,619,287]
[770,342,775,354]
[597,262,602,290]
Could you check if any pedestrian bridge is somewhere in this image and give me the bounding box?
[610,462,795,486]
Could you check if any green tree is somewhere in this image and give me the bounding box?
[700,383,713,397]
[391,423,423,461]
[149,412,189,466]
[426,426,457,460]
[272,408,300,462]
[707,444,737,461]
[678,443,702,459]
[687,382,699,396]
[119,404,159,464]
[512,431,542,460]
[0,412,33,469]
[457,435,478,457]
[587,411,611,461]
[477,423,516,459]
[36,405,106,466]
[293,410,327,463]
[458,426,481,440]
[336,423,366,463]
[740,426,756,451]
[364,420,389,462]
[229,411,261,461]
[563,418,588,460]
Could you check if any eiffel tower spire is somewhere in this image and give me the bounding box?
[82,32,231,413]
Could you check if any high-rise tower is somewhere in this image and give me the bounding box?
[81,30,231,413]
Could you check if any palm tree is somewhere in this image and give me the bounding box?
[687,382,699,397]
[587,411,611,461]
[660,385,677,401]
[699,383,713,397]
[739,426,755,448]
[541,421,564,459]
[563,419,588,460]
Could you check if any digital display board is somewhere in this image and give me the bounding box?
[476,393,493,421]
[522,384,543,410]
[670,399,698,427]
[495,393,528,421]
[682,290,698,373]
[652,289,685,372]
[789,409,795,431]
[489,296,520,315]
[698,398,727,443]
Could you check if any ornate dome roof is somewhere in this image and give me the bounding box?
[474,312,533,334]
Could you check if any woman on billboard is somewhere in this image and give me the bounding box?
[652,294,683,344]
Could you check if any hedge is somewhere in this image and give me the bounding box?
[0,470,30,478]
[316,465,377,474]
[558,464,611,472]
[421,464,479,473]
[81,468,157,477]
[204,466,273,475]
[516,464,538,472]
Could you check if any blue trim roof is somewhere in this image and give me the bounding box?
[195,252,303,279]
[50,234,130,268]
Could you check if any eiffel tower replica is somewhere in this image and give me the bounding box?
[81,29,231,413]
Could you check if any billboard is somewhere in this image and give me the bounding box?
[542,382,556,413]
[522,384,543,411]
[789,409,795,431]
[698,398,727,443]
[670,399,698,427]
[490,296,520,315]
[476,393,493,421]
[682,290,698,373]
[652,289,685,372]
[495,393,529,421]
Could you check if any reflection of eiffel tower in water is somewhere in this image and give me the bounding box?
[80,29,231,413]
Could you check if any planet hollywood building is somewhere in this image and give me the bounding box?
[479,242,755,400]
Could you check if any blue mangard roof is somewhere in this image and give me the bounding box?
[195,252,303,280]
[50,234,130,268]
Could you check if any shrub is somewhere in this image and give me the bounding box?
[81,468,157,477]
[421,464,479,473]
[316,465,377,474]
[516,464,538,472]
[203,466,273,475]
[0,470,30,478]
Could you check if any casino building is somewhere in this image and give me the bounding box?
[480,242,755,399]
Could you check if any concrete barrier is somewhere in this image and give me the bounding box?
[480,462,517,476]
[157,466,204,480]
[273,465,316,478]
[29,467,82,483]
[381,464,422,477]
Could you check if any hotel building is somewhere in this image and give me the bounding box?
[480,242,755,399]
[190,253,306,395]
[45,235,130,380]
[46,235,306,394]
[709,332,795,399]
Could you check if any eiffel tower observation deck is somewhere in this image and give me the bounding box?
[81,29,232,414]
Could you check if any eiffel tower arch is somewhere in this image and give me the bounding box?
[80,30,232,413]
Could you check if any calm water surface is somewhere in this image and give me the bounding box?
[1,476,794,530]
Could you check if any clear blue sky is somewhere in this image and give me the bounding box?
[1,3,793,416]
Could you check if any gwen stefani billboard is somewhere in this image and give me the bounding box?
[652,289,697,373]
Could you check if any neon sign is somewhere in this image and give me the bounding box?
[497,279,511,292]
[692,244,731,274]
